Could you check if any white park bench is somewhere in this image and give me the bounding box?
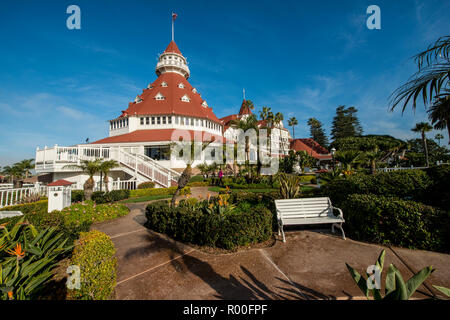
[275,197,345,242]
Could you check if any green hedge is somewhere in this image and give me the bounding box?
[137,181,155,189]
[68,230,117,300]
[91,190,130,204]
[321,170,433,206]
[71,190,85,202]
[340,194,450,253]
[129,186,190,198]
[145,199,273,250]
[423,165,450,209]
[0,200,48,226]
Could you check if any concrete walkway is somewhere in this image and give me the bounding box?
[93,191,450,300]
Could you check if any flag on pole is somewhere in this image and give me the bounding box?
[172,12,177,21]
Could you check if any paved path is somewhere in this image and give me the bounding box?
[93,189,450,300]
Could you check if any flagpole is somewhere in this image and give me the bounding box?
[172,13,174,41]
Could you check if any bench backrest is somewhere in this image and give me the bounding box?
[275,197,333,220]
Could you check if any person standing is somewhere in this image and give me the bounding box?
[218,169,223,186]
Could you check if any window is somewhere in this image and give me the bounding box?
[161,81,168,87]
[190,118,194,126]
[195,119,198,126]
[147,84,153,89]
[157,117,161,125]
[145,117,149,125]
[140,118,144,125]
[175,117,179,124]
[144,146,170,161]
[202,101,208,107]
[168,116,172,124]
[178,83,185,89]
[162,116,166,125]
[126,118,129,126]
[155,92,165,100]
[181,94,190,102]
[192,88,197,93]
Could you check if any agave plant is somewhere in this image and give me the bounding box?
[278,173,301,199]
[0,218,72,300]
[346,249,434,300]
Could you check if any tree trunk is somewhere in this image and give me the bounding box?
[371,160,376,174]
[84,177,94,200]
[170,188,181,207]
[422,133,430,167]
[104,174,109,193]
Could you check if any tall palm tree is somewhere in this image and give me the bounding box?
[390,36,449,137]
[434,133,444,146]
[16,159,34,179]
[288,117,298,139]
[99,159,119,192]
[428,94,450,143]
[411,122,433,167]
[64,159,102,200]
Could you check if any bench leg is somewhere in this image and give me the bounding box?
[332,223,346,240]
[279,222,286,243]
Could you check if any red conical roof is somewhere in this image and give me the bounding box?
[164,41,182,54]
[122,72,221,123]
[238,99,253,116]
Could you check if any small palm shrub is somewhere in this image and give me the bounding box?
[67,230,116,300]
[0,219,72,300]
[346,250,433,300]
[278,173,302,199]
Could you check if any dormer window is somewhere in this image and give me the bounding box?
[192,88,197,94]
[202,101,208,108]
[135,95,142,103]
[155,92,165,100]
[147,84,153,89]
[161,81,168,87]
[178,83,185,89]
[181,94,190,102]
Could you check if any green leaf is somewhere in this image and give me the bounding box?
[383,264,408,300]
[375,249,385,274]
[385,264,396,295]
[406,266,434,299]
[433,285,450,298]
[346,263,369,298]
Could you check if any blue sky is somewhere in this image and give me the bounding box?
[0,0,449,166]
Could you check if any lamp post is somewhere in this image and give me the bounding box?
[331,147,336,170]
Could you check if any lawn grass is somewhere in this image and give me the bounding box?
[120,194,171,203]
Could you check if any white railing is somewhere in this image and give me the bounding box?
[111,179,137,190]
[0,184,47,208]
[0,183,35,190]
[35,144,180,188]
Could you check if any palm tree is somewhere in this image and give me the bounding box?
[1,165,22,184]
[428,94,450,143]
[99,159,119,192]
[16,159,34,179]
[64,159,101,200]
[390,36,449,135]
[435,133,444,146]
[364,146,381,174]
[288,117,298,139]
[334,150,361,171]
[411,122,433,167]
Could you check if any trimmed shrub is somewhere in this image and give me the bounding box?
[137,181,155,189]
[145,199,273,250]
[68,230,117,300]
[188,175,205,183]
[340,194,450,253]
[91,190,130,204]
[321,170,433,206]
[0,200,48,226]
[71,190,85,202]
[129,186,190,198]
[187,181,210,187]
[423,164,450,209]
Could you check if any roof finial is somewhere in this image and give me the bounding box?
[172,12,177,41]
[243,88,246,100]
